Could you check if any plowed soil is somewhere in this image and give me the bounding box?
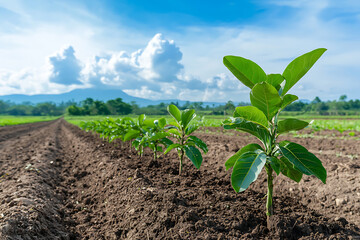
[0,119,359,239]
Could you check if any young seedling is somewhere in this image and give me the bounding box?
[137,117,173,160]
[165,104,208,175]
[222,48,327,221]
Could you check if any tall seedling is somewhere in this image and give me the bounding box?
[165,105,208,175]
[222,48,327,220]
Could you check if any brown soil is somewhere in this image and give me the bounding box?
[0,120,359,239]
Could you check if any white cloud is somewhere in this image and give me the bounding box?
[82,33,216,100]
[49,46,82,85]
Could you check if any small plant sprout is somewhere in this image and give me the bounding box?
[138,117,173,160]
[222,48,327,220]
[165,104,208,175]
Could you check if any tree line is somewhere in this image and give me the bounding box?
[0,95,359,116]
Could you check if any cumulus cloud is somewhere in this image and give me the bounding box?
[0,45,86,96]
[81,33,224,101]
[0,67,80,96]
[49,46,82,85]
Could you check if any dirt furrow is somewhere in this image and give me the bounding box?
[0,120,55,146]
[0,120,74,239]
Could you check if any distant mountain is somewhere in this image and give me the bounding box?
[0,88,225,107]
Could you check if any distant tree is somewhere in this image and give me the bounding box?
[106,98,132,115]
[284,101,307,111]
[93,100,110,115]
[225,100,235,114]
[0,100,11,114]
[32,102,61,116]
[312,96,322,104]
[339,95,347,101]
[67,105,83,115]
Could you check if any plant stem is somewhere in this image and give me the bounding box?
[179,148,184,175]
[265,164,274,217]
[154,144,157,161]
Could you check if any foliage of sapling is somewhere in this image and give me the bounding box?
[223,48,327,218]
[165,104,208,175]
[80,115,172,159]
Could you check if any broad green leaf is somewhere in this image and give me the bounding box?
[279,157,303,182]
[185,146,203,169]
[185,124,199,135]
[223,117,271,145]
[225,143,263,171]
[181,109,196,129]
[157,118,167,128]
[281,94,298,109]
[164,143,182,154]
[143,119,155,128]
[268,157,281,175]
[160,137,173,147]
[282,48,327,95]
[250,82,282,121]
[278,119,309,134]
[266,74,284,90]
[279,141,327,183]
[148,132,170,141]
[234,106,268,128]
[231,150,266,192]
[168,128,181,137]
[138,114,146,125]
[168,121,180,130]
[167,104,181,122]
[124,129,140,141]
[188,136,208,153]
[223,56,267,89]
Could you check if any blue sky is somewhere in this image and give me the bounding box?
[0,0,360,102]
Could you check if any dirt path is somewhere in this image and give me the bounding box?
[0,120,359,239]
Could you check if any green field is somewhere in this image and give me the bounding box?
[0,116,59,126]
[64,114,360,132]
[65,115,225,128]
[1,114,359,132]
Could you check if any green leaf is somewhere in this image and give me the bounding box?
[234,106,269,128]
[185,146,203,169]
[281,94,298,109]
[167,104,181,122]
[250,82,282,121]
[185,124,199,135]
[225,143,263,171]
[168,121,181,130]
[279,157,303,182]
[278,119,309,134]
[164,143,182,154]
[188,136,208,153]
[266,74,284,90]
[282,48,327,95]
[168,128,181,137]
[279,141,327,183]
[223,55,267,89]
[231,150,266,192]
[138,114,146,125]
[268,157,281,175]
[148,132,170,141]
[143,119,155,128]
[157,118,166,128]
[223,117,271,145]
[124,129,140,141]
[181,109,196,129]
[160,137,173,147]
